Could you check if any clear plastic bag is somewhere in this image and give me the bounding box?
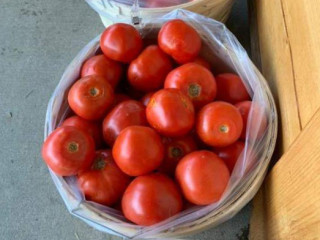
[86,0,235,26]
[44,9,277,239]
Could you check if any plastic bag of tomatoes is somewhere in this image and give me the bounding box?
[43,9,277,239]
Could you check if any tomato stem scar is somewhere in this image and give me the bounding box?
[92,157,106,170]
[188,83,201,98]
[68,142,79,153]
[170,147,183,158]
[219,125,229,133]
[89,87,99,97]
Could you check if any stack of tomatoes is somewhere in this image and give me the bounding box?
[42,19,267,226]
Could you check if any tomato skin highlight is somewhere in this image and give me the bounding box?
[141,92,155,107]
[176,150,230,205]
[215,73,250,104]
[196,101,243,147]
[102,100,148,146]
[159,135,198,176]
[81,54,122,89]
[68,75,114,120]
[165,63,217,108]
[122,173,183,226]
[112,126,164,176]
[78,150,130,206]
[128,45,173,92]
[146,88,195,137]
[235,101,268,140]
[62,116,103,149]
[213,141,245,172]
[42,126,95,176]
[100,23,143,63]
[158,19,201,64]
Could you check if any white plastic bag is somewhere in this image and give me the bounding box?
[44,9,277,239]
[86,0,235,26]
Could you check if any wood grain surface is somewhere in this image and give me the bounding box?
[249,0,320,239]
[250,108,320,240]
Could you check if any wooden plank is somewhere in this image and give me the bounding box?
[249,0,302,155]
[252,108,320,239]
[249,0,320,238]
[249,0,301,153]
[280,0,320,127]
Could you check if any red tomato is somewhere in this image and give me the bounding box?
[100,23,143,63]
[146,89,195,137]
[109,93,131,110]
[68,75,114,120]
[213,141,244,172]
[113,126,164,176]
[42,126,95,176]
[141,92,155,107]
[102,100,148,146]
[159,135,197,176]
[62,116,103,148]
[122,173,183,226]
[81,54,122,89]
[128,45,173,92]
[196,101,243,147]
[176,150,230,205]
[192,56,211,70]
[158,19,201,64]
[78,150,130,206]
[164,63,217,108]
[235,101,268,140]
[216,73,250,103]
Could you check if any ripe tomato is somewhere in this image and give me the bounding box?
[122,173,183,226]
[216,73,250,103]
[109,93,131,110]
[192,56,211,70]
[128,45,173,92]
[176,150,230,205]
[146,89,195,137]
[164,63,217,108]
[100,23,143,63]
[62,116,103,148]
[102,100,148,146]
[68,75,114,120]
[113,126,164,176]
[158,19,201,64]
[235,101,268,140]
[78,150,130,206]
[213,141,244,172]
[196,101,243,147]
[141,91,155,107]
[81,54,122,89]
[42,126,95,176]
[159,135,197,176]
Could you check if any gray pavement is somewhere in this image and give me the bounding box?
[0,0,251,239]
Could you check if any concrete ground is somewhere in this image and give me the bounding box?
[0,0,251,239]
